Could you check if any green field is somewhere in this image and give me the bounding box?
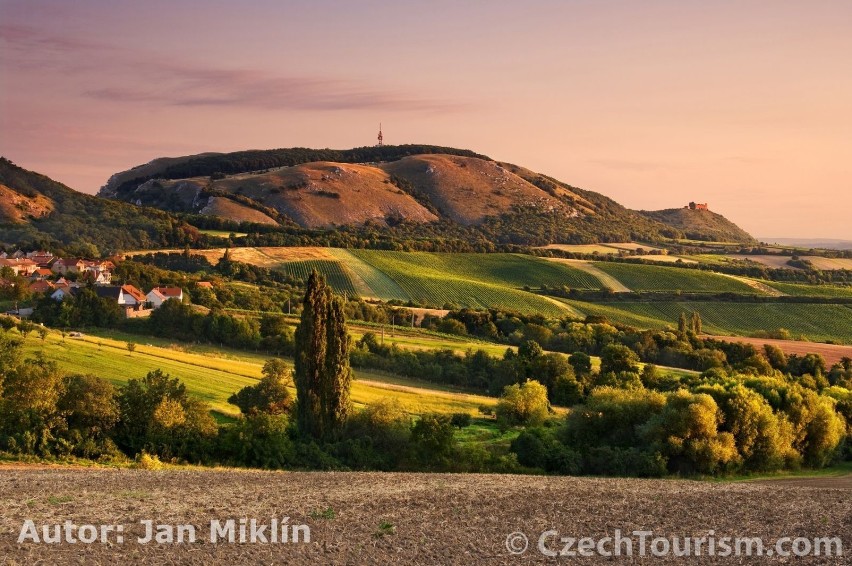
[563,299,852,343]
[232,248,603,314]
[277,259,360,297]
[764,281,852,298]
[198,229,248,238]
[342,250,596,315]
[593,263,764,294]
[19,330,499,418]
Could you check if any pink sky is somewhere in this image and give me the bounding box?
[1,0,850,239]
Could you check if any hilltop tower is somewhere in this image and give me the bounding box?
[377,123,383,146]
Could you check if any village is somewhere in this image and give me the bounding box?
[0,250,201,318]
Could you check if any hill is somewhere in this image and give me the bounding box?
[0,158,198,255]
[98,145,684,245]
[639,206,755,243]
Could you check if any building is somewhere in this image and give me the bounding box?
[29,279,56,294]
[0,258,38,276]
[94,284,146,306]
[51,258,86,275]
[146,286,184,308]
[687,202,709,211]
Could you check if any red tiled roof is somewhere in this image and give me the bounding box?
[152,286,183,297]
[30,280,55,293]
[121,284,147,302]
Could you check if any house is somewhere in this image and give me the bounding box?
[196,281,214,289]
[146,286,184,308]
[27,251,55,264]
[80,270,112,285]
[687,202,709,211]
[0,252,6,259]
[29,279,56,294]
[94,285,150,318]
[30,268,54,280]
[52,258,86,275]
[0,258,38,276]
[94,284,146,306]
[51,285,75,301]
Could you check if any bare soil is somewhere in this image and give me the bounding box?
[1,467,849,564]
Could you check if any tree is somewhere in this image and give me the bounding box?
[411,413,455,466]
[126,342,136,355]
[678,312,688,338]
[294,271,352,440]
[116,369,217,460]
[229,359,293,415]
[600,344,640,376]
[568,352,593,377]
[59,374,119,438]
[496,380,550,428]
[37,326,48,343]
[691,312,702,335]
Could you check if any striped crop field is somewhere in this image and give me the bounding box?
[345,251,572,315]
[561,299,852,344]
[277,259,360,297]
[763,281,852,298]
[592,262,765,294]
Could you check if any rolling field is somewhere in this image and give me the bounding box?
[276,259,360,296]
[341,250,598,314]
[146,246,602,314]
[563,300,852,343]
[593,262,765,294]
[764,281,852,298]
[19,330,498,418]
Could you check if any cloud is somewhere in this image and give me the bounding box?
[1,25,466,113]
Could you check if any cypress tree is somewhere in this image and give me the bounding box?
[677,312,688,338]
[294,271,351,440]
[691,311,703,335]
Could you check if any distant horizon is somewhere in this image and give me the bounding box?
[2,0,850,239]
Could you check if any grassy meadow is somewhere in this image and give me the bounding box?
[19,329,499,418]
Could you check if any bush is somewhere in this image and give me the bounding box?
[133,451,164,470]
[496,380,550,428]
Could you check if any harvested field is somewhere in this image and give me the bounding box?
[702,335,852,367]
[126,246,336,266]
[0,467,848,564]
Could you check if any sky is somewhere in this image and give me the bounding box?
[1,0,850,239]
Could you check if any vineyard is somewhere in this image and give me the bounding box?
[764,281,852,298]
[563,300,852,343]
[351,251,603,290]
[593,262,763,294]
[347,250,571,315]
[277,260,360,297]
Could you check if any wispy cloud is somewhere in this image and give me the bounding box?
[1,25,465,113]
